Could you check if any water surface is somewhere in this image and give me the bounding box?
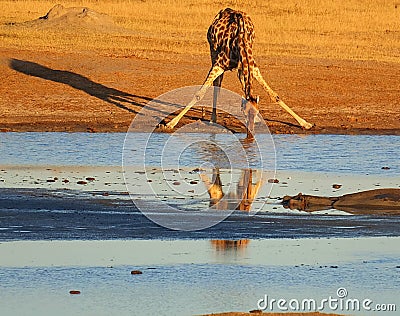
[1,133,399,174]
[0,239,399,316]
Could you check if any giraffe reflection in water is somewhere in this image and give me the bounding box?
[211,239,250,257]
[200,168,265,211]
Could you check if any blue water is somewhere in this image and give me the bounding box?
[1,261,398,316]
[0,132,399,174]
[1,133,399,316]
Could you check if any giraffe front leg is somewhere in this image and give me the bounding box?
[253,67,279,102]
[194,66,224,101]
[253,67,314,130]
[166,66,224,129]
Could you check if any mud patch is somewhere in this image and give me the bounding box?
[282,188,400,215]
[14,4,119,32]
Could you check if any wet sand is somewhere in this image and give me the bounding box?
[1,164,399,200]
[0,165,399,240]
[2,187,399,240]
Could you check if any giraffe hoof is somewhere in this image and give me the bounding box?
[156,122,174,131]
[302,122,314,130]
[163,122,175,130]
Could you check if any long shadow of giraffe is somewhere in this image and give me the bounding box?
[8,58,172,115]
[9,59,300,130]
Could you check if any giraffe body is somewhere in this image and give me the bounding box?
[208,8,257,102]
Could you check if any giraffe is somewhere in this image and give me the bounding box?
[166,8,313,138]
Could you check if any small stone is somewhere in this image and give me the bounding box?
[77,180,88,185]
[381,166,390,170]
[268,179,279,183]
[131,270,143,275]
[69,290,81,295]
[86,177,95,181]
[332,184,342,189]
[189,180,198,184]
[62,179,69,183]
[172,181,180,185]
[46,179,56,182]
[147,179,152,182]
[102,192,109,196]
[330,265,338,269]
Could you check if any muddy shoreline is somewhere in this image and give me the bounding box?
[1,49,399,134]
[2,122,400,135]
[1,187,400,241]
[283,189,400,214]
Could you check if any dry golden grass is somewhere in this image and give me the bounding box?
[0,0,399,62]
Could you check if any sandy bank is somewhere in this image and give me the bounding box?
[0,164,398,201]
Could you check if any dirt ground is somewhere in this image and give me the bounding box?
[1,47,399,134]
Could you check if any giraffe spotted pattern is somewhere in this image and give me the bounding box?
[207,8,257,103]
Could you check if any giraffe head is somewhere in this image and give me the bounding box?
[241,95,259,139]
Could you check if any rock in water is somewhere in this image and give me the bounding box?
[131,270,143,275]
[69,290,81,295]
